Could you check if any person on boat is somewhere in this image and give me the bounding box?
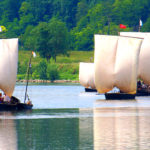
[141,82,147,89]
[137,80,149,93]
[0,93,3,103]
[148,85,150,93]
[26,94,32,105]
[27,100,32,105]
[137,80,142,89]
[3,93,11,102]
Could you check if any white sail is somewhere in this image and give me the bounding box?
[94,35,118,93]
[120,32,150,84]
[79,62,96,89]
[0,38,18,97]
[139,35,150,84]
[94,35,142,94]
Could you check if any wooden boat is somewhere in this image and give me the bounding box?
[136,91,150,96]
[136,83,150,96]
[105,93,136,100]
[94,35,143,100]
[85,88,97,92]
[0,101,32,111]
[120,32,150,96]
[0,38,33,111]
[79,62,97,92]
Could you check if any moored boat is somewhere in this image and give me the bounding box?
[85,88,97,92]
[94,35,143,100]
[79,62,97,92]
[0,38,33,111]
[120,32,150,96]
[136,84,150,96]
[0,101,33,111]
[105,93,136,100]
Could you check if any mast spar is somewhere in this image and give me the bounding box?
[24,52,33,103]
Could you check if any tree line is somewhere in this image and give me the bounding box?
[0,0,150,61]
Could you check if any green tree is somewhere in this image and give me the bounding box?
[142,17,150,32]
[20,25,35,49]
[19,1,35,32]
[27,18,70,62]
[72,3,113,50]
[73,25,94,50]
[47,64,59,81]
[28,22,52,61]
[26,0,53,23]
[52,0,79,29]
[48,17,70,61]
[5,18,21,38]
[76,0,88,23]
[38,60,47,79]
[112,0,144,30]
[18,59,28,74]
[0,0,21,22]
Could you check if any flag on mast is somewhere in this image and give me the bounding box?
[139,19,143,26]
[119,24,126,29]
[32,51,36,57]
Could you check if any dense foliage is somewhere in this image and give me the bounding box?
[18,51,88,81]
[23,18,70,62]
[0,0,150,53]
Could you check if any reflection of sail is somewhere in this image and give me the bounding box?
[94,108,116,149]
[139,35,150,84]
[0,112,17,150]
[137,108,150,149]
[93,106,150,150]
[79,109,93,149]
[120,32,150,84]
[0,39,18,97]
[94,35,142,94]
[79,62,96,89]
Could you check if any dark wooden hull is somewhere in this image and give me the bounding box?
[17,103,33,110]
[0,96,33,111]
[105,93,135,100]
[136,93,150,96]
[0,103,33,111]
[85,88,97,92]
[136,89,150,96]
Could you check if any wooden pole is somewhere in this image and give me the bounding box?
[138,25,141,32]
[24,53,33,103]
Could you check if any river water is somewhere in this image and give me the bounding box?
[1,83,150,150]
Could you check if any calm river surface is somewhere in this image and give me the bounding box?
[1,83,150,150]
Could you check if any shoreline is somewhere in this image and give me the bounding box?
[16,79,79,83]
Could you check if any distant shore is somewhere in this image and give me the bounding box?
[16,79,79,83]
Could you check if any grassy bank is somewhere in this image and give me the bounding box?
[18,50,94,81]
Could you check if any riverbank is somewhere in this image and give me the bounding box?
[18,50,93,82]
[16,79,79,83]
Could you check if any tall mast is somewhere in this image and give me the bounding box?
[24,52,33,103]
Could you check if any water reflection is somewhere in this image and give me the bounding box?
[0,105,150,150]
[16,109,93,150]
[0,109,93,150]
[0,112,17,150]
[94,106,150,150]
